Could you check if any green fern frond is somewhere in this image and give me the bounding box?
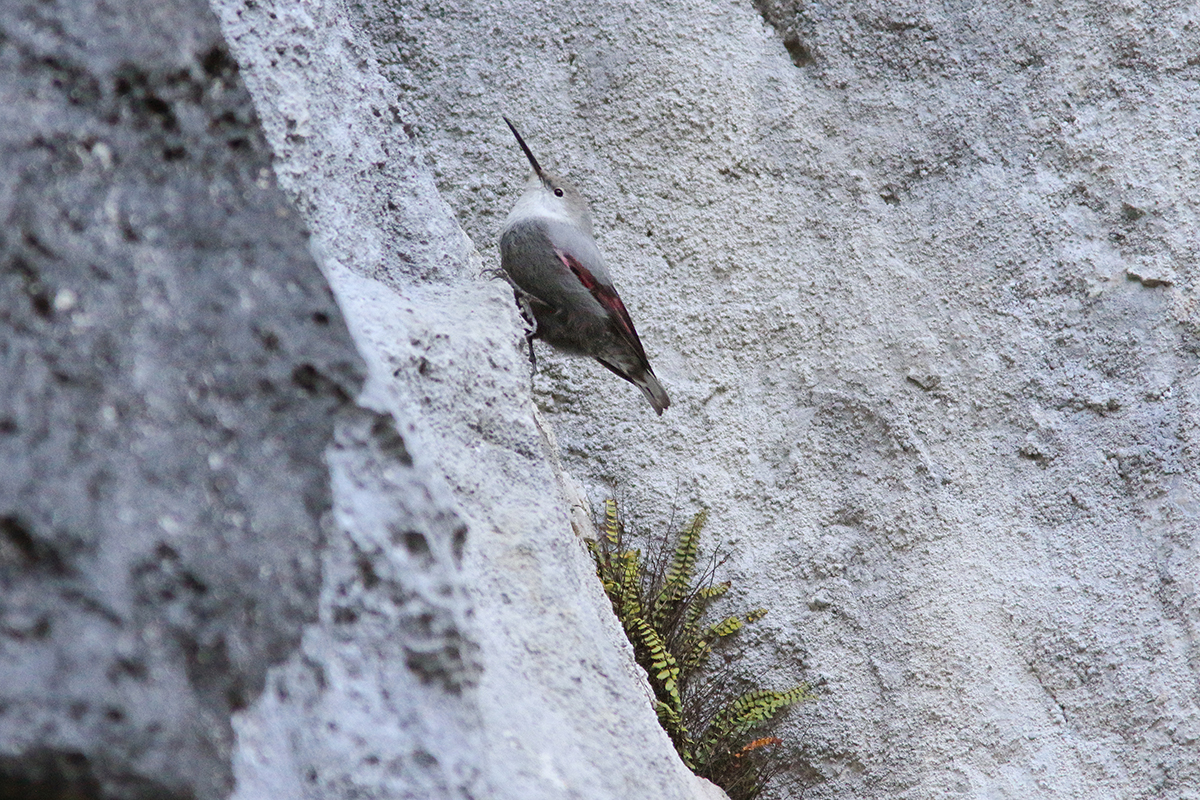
[631,618,681,707]
[698,685,813,762]
[679,581,730,637]
[697,581,731,601]
[655,701,695,767]
[680,613,746,673]
[587,498,809,800]
[602,498,620,546]
[675,580,732,662]
[619,551,643,618]
[652,509,707,626]
[680,639,711,674]
[703,614,744,641]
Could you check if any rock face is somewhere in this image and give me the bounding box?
[4,0,1199,799]
[364,2,1199,797]
[232,0,1192,797]
[210,0,710,796]
[0,0,364,797]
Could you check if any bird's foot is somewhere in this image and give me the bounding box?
[525,331,538,372]
[514,293,539,343]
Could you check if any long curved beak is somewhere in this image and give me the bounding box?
[503,116,544,179]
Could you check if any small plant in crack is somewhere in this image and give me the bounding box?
[586,499,811,800]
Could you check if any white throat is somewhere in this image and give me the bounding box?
[504,189,577,230]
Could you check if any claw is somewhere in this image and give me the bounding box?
[490,269,542,372]
[525,332,537,371]
[514,292,538,332]
[516,294,538,371]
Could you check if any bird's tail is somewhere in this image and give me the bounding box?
[635,369,671,416]
[597,358,670,415]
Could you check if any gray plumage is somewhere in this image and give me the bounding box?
[498,118,669,415]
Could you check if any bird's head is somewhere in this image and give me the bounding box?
[505,117,594,235]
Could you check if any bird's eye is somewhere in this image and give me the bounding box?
[554,187,564,197]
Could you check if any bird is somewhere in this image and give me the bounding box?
[498,117,670,415]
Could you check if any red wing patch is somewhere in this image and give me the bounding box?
[555,248,648,361]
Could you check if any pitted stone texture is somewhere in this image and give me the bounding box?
[212,1,714,798]
[0,0,362,796]
[345,0,1200,798]
[233,406,485,800]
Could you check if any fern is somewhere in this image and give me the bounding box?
[601,498,620,546]
[745,608,768,624]
[694,686,813,769]
[586,499,811,800]
[650,508,706,629]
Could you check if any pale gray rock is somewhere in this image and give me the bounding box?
[0,0,362,796]
[210,1,713,799]
[264,0,1194,798]
[5,0,1199,797]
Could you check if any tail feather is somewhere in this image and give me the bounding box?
[596,358,670,415]
[635,369,670,416]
